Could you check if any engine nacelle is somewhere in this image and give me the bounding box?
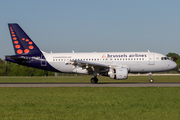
[109,68,128,80]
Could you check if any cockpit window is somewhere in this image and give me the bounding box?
[161,57,170,60]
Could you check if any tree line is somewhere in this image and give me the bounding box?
[0,52,179,76]
[0,58,54,76]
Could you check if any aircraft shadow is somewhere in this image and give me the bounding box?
[0,82,179,84]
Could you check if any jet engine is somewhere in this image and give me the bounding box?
[108,68,128,80]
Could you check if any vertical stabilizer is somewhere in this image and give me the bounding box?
[8,23,42,55]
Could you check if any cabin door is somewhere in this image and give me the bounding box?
[41,55,47,66]
[149,54,155,65]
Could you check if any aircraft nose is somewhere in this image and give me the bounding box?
[170,61,177,69]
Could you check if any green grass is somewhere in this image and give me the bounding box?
[0,75,180,83]
[0,87,180,120]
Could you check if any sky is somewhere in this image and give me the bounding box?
[0,0,180,59]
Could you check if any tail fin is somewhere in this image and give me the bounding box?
[8,23,42,55]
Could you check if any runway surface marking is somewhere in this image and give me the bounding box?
[0,83,180,87]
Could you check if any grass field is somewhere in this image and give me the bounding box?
[0,75,180,83]
[0,76,180,120]
[0,87,180,120]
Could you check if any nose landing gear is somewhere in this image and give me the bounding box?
[149,79,154,83]
[149,72,154,83]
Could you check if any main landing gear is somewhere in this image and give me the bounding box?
[149,72,154,83]
[91,71,99,84]
[91,77,98,83]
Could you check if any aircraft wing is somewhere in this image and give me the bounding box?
[72,60,109,68]
[72,60,110,74]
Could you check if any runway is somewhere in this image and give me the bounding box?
[0,83,180,87]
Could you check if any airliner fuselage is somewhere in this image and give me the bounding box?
[5,23,177,83]
[43,52,176,73]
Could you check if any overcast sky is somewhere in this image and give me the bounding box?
[0,0,180,59]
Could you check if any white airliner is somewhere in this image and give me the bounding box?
[5,23,177,83]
